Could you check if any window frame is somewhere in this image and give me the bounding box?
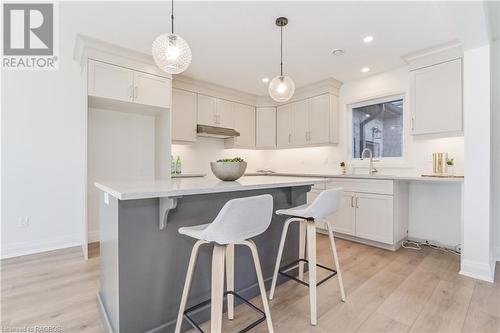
[347,93,409,168]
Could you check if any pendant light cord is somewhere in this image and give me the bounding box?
[171,0,174,34]
[280,25,283,76]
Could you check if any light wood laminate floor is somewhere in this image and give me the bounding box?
[1,236,499,333]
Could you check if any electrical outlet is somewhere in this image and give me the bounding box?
[18,216,29,228]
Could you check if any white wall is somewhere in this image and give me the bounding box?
[492,40,500,262]
[87,109,156,242]
[1,11,84,258]
[461,45,495,281]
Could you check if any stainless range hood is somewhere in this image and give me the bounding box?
[196,124,240,138]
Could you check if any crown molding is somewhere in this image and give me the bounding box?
[73,34,171,79]
[402,40,463,71]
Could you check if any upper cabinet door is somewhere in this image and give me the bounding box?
[292,100,309,145]
[216,99,235,129]
[172,89,197,142]
[88,60,134,103]
[308,94,331,144]
[133,72,171,108]
[411,58,463,135]
[277,104,293,148]
[231,103,255,148]
[256,107,276,148]
[197,94,217,126]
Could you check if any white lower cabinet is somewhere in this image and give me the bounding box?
[310,178,407,250]
[354,193,394,244]
[329,193,356,236]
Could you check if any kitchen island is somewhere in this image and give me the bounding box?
[95,176,321,333]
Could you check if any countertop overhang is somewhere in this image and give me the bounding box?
[95,176,323,200]
[245,172,464,183]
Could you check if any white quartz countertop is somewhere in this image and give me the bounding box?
[95,176,323,200]
[245,172,464,183]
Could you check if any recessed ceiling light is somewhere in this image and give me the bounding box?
[363,35,374,43]
[262,78,269,83]
[331,48,345,56]
[361,67,370,73]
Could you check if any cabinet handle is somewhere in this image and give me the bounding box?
[214,114,218,124]
[133,86,138,99]
[128,85,133,100]
[411,117,414,130]
[288,133,292,143]
[355,197,359,208]
[350,196,354,208]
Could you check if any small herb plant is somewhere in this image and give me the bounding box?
[446,158,454,166]
[340,162,346,167]
[216,157,245,163]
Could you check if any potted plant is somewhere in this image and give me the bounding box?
[446,158,454,176]
[210,157,247,181]
[340,161,347,175]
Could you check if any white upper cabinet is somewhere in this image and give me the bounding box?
[308,94,332,144]
[255,107,276,148]
[88,60,134,103]
[276,93,338,148]
[87,59,171,109]
[292,100,309,145]
[197,94,235,129]
[277,104,293,148]
[225,103,255,148]
[216,99,235,129]
[197,94,217,126]
[172,88,197,142]
[133,72,171,108]
[410,58,462,135]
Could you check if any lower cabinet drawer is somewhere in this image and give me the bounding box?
[327,178,393,195]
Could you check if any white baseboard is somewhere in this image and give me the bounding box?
[1,234,81,259]
[460,259,495,282]
[88,230,100,243]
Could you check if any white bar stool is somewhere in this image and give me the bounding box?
[269,188,346,326]
[175,194,274,333]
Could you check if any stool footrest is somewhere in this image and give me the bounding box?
[279,258,337,287]
[183,291,266,333]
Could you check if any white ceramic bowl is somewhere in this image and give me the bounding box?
[210,162,247,181]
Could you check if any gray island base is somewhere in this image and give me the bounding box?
[96,176,318,332]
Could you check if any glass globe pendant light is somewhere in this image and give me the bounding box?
[269,17,295,102]
[152,0,192,74]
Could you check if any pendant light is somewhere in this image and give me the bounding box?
[152,0,192,74]
[269,17,295,102]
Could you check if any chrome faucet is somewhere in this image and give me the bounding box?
[360,148,378,175]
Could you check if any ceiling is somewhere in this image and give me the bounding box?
[63,1,490,96]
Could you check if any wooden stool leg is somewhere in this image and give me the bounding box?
[175,240,206,333]
[306,221,317,325]
[326,223,346,302]
[298,220,307,281]
[241,240,274,333]
[211,244,226,333]
[225,244,235,320]
[269,218,295,300]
